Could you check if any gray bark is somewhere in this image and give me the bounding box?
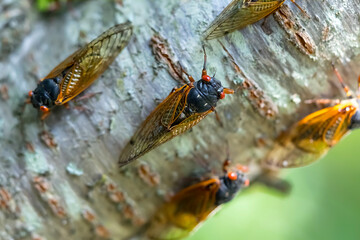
[0,0,360,239]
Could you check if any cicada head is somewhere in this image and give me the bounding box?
[29,78,60,112]
[187,75,233,113]
[215,170,249,205]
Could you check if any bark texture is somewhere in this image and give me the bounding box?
[0,0,360,239]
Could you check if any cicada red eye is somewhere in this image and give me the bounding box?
[202,75,211,82]
[40,106,49,113]
[220,92,225,99]
[28,91,33,97]
[227,171,238,181]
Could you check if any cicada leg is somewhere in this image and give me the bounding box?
[304,98,341,106]
[290,0,310,18]
[201,45,208,77]
[40,111,51,120]
[255,169,291,194]
[180,65,195,87]
[357,75,360,98]
[333,64,354,98]
[222,143,231,173]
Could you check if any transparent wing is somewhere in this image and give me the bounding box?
[204,0,284,40]
[119,85,191,166]
[43,22,133,104]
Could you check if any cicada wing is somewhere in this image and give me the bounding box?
[166,109,213,137]
[147,179,220,240]
[118,85,191,166]
[46,22,133,105]
[42,48,82,81]
[292,103,356,153]
[265,102,357,169]
[204,0,284,40]
[161,86,189,127]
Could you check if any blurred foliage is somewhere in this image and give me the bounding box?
[36,0,85,12]
[36,0,60,11]
[187,131,360,240]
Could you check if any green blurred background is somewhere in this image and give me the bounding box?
[187,131,360,240]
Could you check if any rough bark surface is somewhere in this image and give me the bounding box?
[0,0,360,239]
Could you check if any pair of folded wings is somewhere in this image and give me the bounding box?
[204,0,284,39]
[43,22,133,105]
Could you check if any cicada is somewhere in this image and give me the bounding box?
[146,166,249,239]
[264,66,360,169]
[203,0,305,40]
[118,48,234,167]
[28,22,133,118]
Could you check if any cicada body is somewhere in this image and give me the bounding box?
[264,68,360,169]
[147,169,249,239]
[28,22,133,116]
[118,49,234,166]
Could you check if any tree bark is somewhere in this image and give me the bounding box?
[1,0,360,239]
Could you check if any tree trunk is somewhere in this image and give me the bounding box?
[1,0,360,239]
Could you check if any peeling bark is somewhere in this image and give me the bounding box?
[1,0,360,239]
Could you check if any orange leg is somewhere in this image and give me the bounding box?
[75,92,102,102]
[304,98,341,106]
[222,141,231,173]
[290,0,310,18]
[332,65,354,98]
[202,45,208,77]
[357,75,360,98]
[180,66,195,86]
[40,111,51,120]
[213,108,224,127]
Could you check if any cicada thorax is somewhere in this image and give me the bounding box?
[186,77,224,112]
[146,170,248,239]
[264,98,360,169]
[215,170,248,205]
[171,77,224,126]
[29,67,71,111]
